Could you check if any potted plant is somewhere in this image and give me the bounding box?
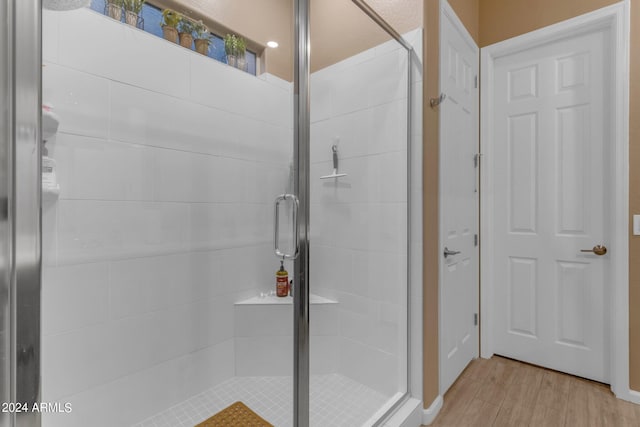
[161,9,180,43]
[224,34,237,66]
[177,16,195,49]
[106,0,123,21]
[224,34,247,70]
[123,0,144,27]
[235,37,247,70]
[193,20,211,55]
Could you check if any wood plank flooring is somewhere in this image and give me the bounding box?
[428,356,640,427]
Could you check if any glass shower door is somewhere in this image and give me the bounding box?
[304,1,413,425]
[39,1,297,426]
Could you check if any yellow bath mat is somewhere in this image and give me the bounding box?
[195,401,273,427]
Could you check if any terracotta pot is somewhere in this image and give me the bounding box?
[107,3,122,21]
[125,11,138,27]
[236,57,247,71]
[195,39,209,55]
[162,26,178,43]
[179,33,193,49]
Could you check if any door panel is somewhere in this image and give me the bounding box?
[439,4,479,395]
[508,257,537,337]
[492,29,608,382]
[508,113,537,234]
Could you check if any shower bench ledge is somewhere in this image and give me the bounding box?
[235,294,338,305]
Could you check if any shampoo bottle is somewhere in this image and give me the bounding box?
[276,260,289,297]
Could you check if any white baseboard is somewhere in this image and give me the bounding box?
[625,389,640,405]
[382,397,423,427]
[612,387,640,405]
[422,395,443,425]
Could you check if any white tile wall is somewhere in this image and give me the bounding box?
[109,82,222,154]
[44,340,234,427]
[233,302,340,376]
[42,204,58,267]
[308,29,422,397]
[56,200,190,264]
[42,7,291,427]
[58,9,191,98]
[42,11,59,63]
[189,54,292,129]
[42,263,109,336]
[311,46,408,121]
[42,64,110,139]
[234,335,339,377]
[50,133,155,201]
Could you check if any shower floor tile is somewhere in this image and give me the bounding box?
[133,374,389,427]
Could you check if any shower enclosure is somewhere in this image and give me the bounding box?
[1,0,421,425]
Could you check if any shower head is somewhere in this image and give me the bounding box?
[43,0,91,11]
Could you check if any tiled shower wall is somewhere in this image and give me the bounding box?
[41,8,291,427]
[309,29,423,397]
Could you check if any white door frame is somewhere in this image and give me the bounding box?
[438,0,479,395]
[480,1,635,403]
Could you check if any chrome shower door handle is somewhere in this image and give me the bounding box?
[274,194,300,260]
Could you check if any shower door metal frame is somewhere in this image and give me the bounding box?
[2,1,43,427]
[0,0,13,424]
[293,0,311,425]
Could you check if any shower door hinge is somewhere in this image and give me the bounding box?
[474,313,478,326]
[474,153,482,168]
[474,234,478,247]
[474,75,478,89]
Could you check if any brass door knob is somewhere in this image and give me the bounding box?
[580,245,607,256]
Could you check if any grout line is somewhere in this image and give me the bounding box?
[55,130,292,168]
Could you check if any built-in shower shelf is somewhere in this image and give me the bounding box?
[235,294,338,306]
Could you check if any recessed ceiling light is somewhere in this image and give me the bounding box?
[267,41,279,48]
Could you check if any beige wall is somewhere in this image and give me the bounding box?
[479,0,618,47]
[423,0,441,409]
[448,0,480,43]
[310,0,422,72]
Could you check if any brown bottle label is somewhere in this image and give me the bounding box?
[276,275,289,297]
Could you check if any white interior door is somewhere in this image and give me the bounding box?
[491,28,609,382]
[439,1,479,395]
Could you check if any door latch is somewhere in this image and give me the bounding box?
[444,247,461,258]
